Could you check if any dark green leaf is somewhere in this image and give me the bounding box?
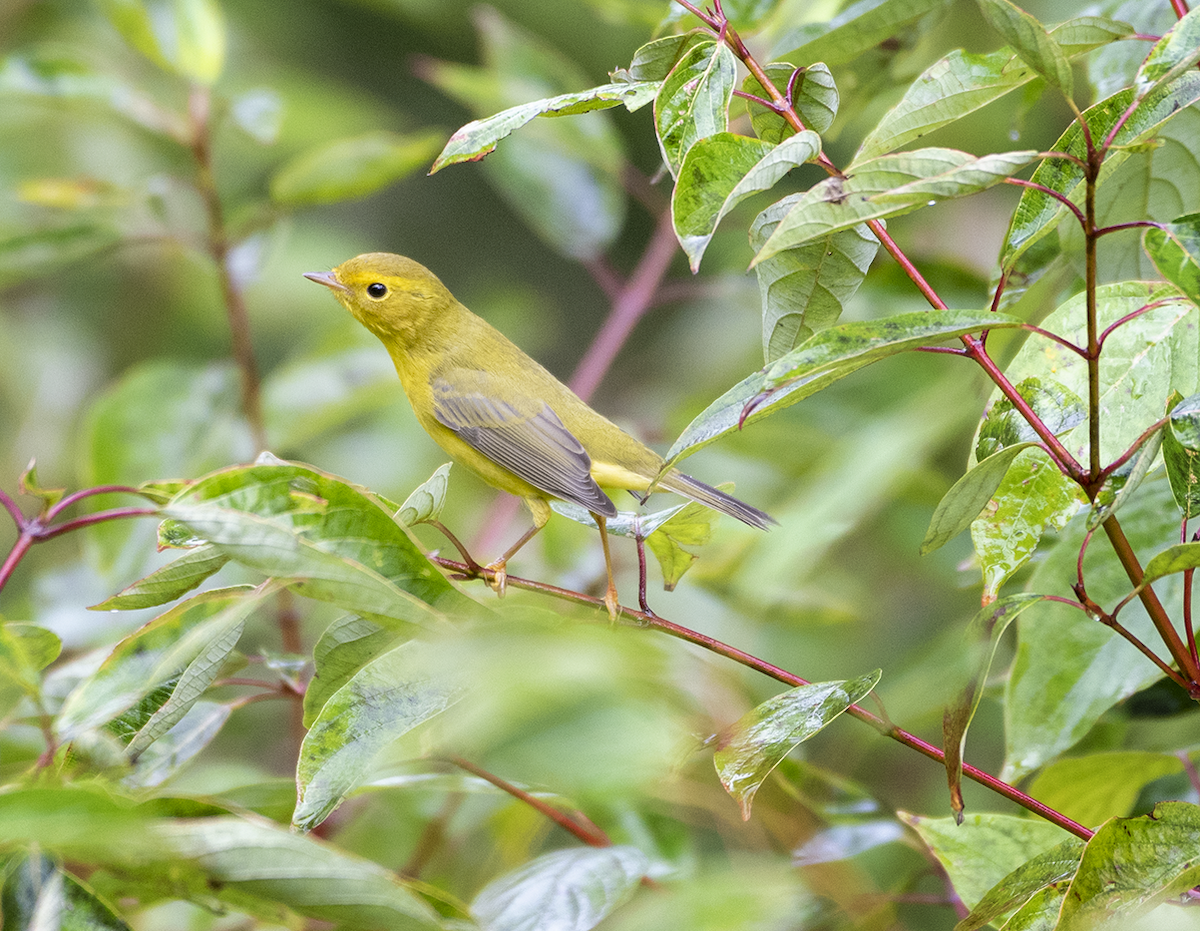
[754,148,1038,262]
[90,544,228,611]
[294,641,461,831]
[672,131,820,271]
[429,82,657,172]
[56,586,259,742]
[1164,390,1200,518]
[901,811,1076,909]
[1059,802,1200,929]
[1086,426,1163,530]
[1144,214,1200,308]
[942,595,1044,819]
[271,130,444,206]
[654,41,737,177]
[664,311,1022,469]
[714,671,881,819]
[1,853,133,931]
[977,0,1073,97]
[303,615,404,727]
[1001,73,1200,268]
[855,17,1130,162]
[163,462,473,625]
[472,846,648,931]
[921,442,1037,554]
[751,205,878,362]
[971,449,1083,598]
[976,377,1086,460]
[742,62,838,142]
[773,0,950,67]
[955,839,1085,931]
[625,31,710,81]
[1133,7,1200,102]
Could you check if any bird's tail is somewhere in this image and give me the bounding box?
[656,471,776,530]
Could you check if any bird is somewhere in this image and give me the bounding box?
[305,252,774,618]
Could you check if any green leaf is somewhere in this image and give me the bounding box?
[1001,73,1200,268]
[971,448,1083,598]
[1059,802,1200,929]
[230,87,283,144]
[855,17,1131,163]
[1085,426,1163,531]
[755,148,1038,262]
[396,463,453,527]
[271,130,443,206]
[154,816,441,929]
[625,32,710,82]
[1144,214,1200,308]
[664,310,1022,470]
[921,443,1038,554]
[714,671,881,820]
[429,81,657,172]
[163,462,473,627]
[654,41,738,177]
[955,839,1085,931]
[1139,540,1200,587]
[976,0,1073,97]
[0,623,62,718]
[123,699,232,787]
[942,595,1044,819]
[1170,389,1200,450]
[1164,390,1200,519]
[0,785,156,862]
[96,0,226,84]
[1,853,133,931]
[90,544,228,611]
[977,282,1194,469]
[0,48,186,137]
[975,377,1086,459]
[56,586,259,742]
[900,811,1075,909]
[548,499,690,538]
[303,615,404,728]
[751,206,879,362]
[1133,7,1200,102]
[1025,752,1183,829]
[471,846,649,931]
[672,131,821,271]
[645,498,721,591]
[773,0,950,67]
[741,62,838,142]
[0,225,123,287]
[1005,480,1181,780]
[294,641,460,832]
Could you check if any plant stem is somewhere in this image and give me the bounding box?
[569,207,680,402]
[431,555,1093,840]
[1102,516,1200,684]
[446,755,612,848]
[188,85,267,452]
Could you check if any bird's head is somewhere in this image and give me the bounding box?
[305,252,453,343]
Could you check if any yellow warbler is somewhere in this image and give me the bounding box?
[305,253,773,617]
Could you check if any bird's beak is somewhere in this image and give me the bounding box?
[304,270,350,293]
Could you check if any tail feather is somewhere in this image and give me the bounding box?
[657,471,776,530]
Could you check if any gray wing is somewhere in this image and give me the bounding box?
[432,374,617,517]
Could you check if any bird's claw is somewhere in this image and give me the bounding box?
[484,561,508,598]
[603,585,621,622]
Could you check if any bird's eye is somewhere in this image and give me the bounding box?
[366,282,388,299]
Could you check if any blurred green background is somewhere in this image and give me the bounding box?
[0,0,1144,925]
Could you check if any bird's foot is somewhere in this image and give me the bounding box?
[483,560,508,598]
[603,584,621,622]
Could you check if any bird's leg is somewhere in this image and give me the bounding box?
[485,522,543,597]
[635,532,656,618]
[594,514,621,621]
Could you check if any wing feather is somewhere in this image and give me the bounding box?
[432,374,617,517]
